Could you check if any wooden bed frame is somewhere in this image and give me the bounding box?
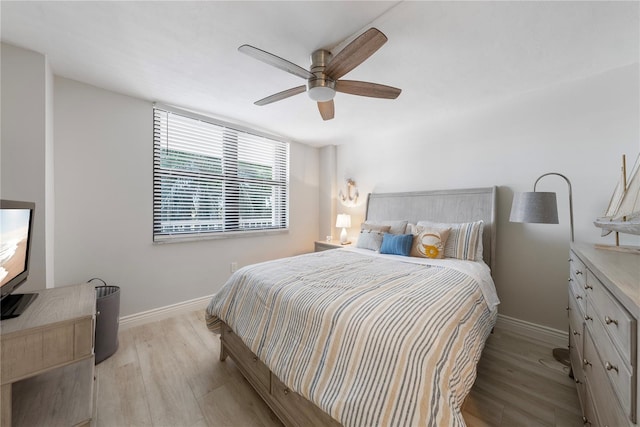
[218,187,497,426]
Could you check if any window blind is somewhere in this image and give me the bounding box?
[153,105,289,242]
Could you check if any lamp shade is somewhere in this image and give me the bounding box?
[336,214,351,228]
[509,192,559,224]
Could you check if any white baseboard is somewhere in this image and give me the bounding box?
[119,294,213,330]
[118,297,568,349]
[494,313,568,348]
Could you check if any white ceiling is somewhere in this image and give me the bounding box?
[1,1,638,147]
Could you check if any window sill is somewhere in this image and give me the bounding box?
[153,228,289,244]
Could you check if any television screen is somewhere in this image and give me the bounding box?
[1,208,32,289]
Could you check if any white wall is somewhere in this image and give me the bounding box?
[1,43,54,291]
[333,64,640,331]
[53,77,320,316]
[319,145,337,240]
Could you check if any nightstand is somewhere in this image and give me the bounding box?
[1,283,96,427]
[314,240,351,252]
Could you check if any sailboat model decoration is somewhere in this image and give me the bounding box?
[594,154,640,252]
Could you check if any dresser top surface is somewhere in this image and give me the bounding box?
[1,283,96,336]
[572,242,640,313]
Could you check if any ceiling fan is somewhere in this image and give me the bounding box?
[239,28,402,121]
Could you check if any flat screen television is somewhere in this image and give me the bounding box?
[1,200,37,320]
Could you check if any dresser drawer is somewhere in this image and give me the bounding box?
[583,380,601,427]
[588,270,636,366]
[569,277,587,314]
[569,251,587,289]
[594,389,633,427]
[570,330,586,410]
[569,288,585,355]
[588,376,632,427]
[222,327,271,392]
[586,300,635,422]
[271,374,340,426]
[583,330,634,425]
[1,316,93,384]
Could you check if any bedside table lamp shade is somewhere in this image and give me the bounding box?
[336,214,351,244]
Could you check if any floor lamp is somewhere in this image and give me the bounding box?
[509,172,574,366]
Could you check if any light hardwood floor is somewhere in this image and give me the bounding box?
[94,310,582,427]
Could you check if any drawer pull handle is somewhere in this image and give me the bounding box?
[584,315,592,321]
[584,284,593,290]
[604,316,618,326]
[252,356,258,362]
[568,277,573,282]
[566,306,570,311]
[575,378,582,385]
[283,388,290,395]
[582,416,591,426]
[583,358,592,367]
[605,362,619,373]
[576,295,583,300]
[572,330,580,336]
[575,270,583,275]
[568,258,573,262]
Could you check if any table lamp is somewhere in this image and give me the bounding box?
[336,214,352,245]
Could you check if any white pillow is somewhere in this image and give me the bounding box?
[356,229,386,251]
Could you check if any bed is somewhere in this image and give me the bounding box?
[206,187,498,427]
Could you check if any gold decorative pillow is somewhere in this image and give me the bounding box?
[410,226,451,259]
[416,220,484,261]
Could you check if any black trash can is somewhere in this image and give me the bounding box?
[90,278,120,364]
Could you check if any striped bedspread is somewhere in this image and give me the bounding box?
[206,249,497,427]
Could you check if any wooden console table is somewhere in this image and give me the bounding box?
[0,283,96,426]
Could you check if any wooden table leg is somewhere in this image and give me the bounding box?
[1,383,11,427]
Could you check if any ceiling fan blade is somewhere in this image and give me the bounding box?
[239,45,314,80]
[318,100,335,121]
[255,85,306,106]
[324,28,388,80]
[335,80,401,99]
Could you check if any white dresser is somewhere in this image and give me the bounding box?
[568,243,639,427]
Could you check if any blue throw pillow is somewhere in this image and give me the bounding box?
[380,233,413,256]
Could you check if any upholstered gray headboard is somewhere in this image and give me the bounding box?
[365,187,497,271]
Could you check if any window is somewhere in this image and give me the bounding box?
[153,104,289,242]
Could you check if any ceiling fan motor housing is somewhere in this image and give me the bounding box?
[307,49,336,102]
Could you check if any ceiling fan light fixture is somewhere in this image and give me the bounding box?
[307,77,336,102]
[308,85,336,102]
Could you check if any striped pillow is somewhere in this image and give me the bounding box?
[417,220,484,261]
